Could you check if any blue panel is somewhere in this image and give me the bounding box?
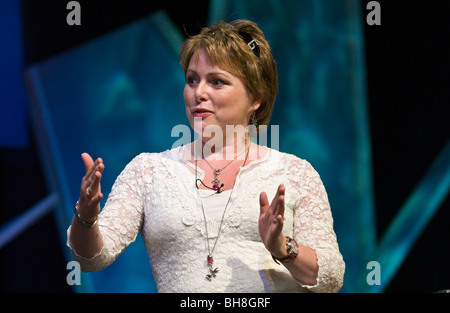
[209,0,450,292]
[210,0,376,291]
[26,11,185,292]
[0,0,27,147]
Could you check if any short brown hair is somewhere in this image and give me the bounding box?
[180,20,278,134]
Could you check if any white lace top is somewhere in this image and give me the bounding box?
[67,146,345,293]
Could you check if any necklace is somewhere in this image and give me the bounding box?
[195,139,251,281]
[198,144,248,192]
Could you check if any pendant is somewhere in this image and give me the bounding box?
[206,255,219,281]
[212,179,220,191]
[212,169,221,191]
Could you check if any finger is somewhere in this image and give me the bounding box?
[271,184,284,203]
[89,159,104,179]
[79,191,103,220]
[276,184,285,210]
[88,191,104,208]
[271,185,280,203]
[89,166,103,194]
[270,184,285,214]
[86,161,105,195]
[275,194,285,224]
[277,184,285,199]
[82,159,98,188]
[80,154,104,199]
[84,158,104,187]
[272,185,285,224]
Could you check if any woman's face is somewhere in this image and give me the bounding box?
[183,49,260,140]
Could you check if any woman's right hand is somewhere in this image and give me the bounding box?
[78,153,104,223]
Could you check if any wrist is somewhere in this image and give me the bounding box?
[270,236,288,259]
[75,201,98,228]
[271,236,299,265]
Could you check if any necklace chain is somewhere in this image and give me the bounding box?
[202,146,248,191]
[195,139,251,280]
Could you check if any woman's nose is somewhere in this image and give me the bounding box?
[195,80,208,103]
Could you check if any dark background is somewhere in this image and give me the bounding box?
[0,0,449,292]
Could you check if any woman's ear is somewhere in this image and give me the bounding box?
[250,98,262,113]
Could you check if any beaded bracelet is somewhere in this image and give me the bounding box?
[74,201,97,229]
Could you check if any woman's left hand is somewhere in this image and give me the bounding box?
[259,184,287,258]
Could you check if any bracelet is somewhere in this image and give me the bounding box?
[74,201,97,229]
[272,236,299,264]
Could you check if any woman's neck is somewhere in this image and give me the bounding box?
[194,132,249,162]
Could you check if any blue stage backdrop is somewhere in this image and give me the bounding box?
[24,0,450,292]
[0,0,27,147]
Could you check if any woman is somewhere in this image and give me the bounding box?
[68,20,345,292]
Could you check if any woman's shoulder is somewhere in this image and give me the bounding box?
[266,148,325,190]
[266,147,312,169]
[128,146,184,166]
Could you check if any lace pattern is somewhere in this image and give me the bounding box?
[67,146,345,292]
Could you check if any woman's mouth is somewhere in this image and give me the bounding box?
[192,108,213,117]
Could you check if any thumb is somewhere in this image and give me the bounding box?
[259,192,269,215]
[81,152,94,173]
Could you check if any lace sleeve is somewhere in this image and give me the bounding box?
[291,159,345,292]
[67,154,148,272]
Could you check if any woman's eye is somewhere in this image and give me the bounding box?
[186,76,198,85]
[212,79,225,87]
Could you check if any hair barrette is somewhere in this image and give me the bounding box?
[236,30,260,58]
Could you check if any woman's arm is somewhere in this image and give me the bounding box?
[69,153,104,258]
[259,159,345,292]
[68,153,146,273]
[259,184,319,286]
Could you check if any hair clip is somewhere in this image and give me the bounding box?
[236,30,260,58]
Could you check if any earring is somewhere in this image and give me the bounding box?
[249,112,258,138]
[251,112,257,127]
